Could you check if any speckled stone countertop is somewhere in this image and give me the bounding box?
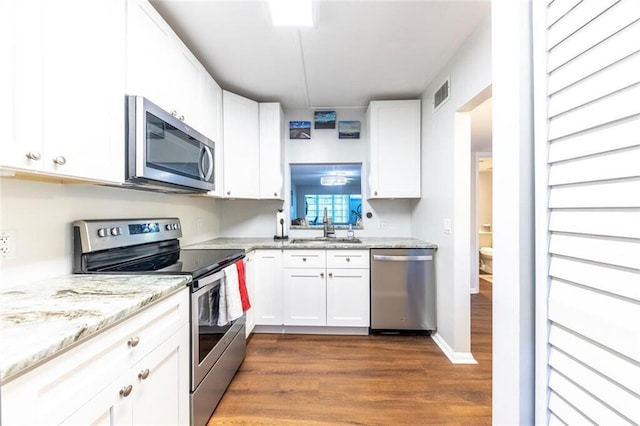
[184,237,437,251]
[0,274,191,383]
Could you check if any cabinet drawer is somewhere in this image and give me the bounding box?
[283,250,326,268]
[326,250,369,269]
[1,289,188,426]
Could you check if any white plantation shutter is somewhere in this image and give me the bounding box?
[536,0,640,424]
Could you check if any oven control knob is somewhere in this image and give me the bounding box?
[174,223,180,230]
[110,227,121,236]
[165,224,172,231]
[97,228,107,238]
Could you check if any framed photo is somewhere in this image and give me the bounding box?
[338,121,361,139]
[314,111,336,129]
[289,121,311,139]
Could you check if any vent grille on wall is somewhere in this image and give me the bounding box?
[433,78,450,111]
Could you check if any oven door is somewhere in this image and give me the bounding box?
[191,271,243,390]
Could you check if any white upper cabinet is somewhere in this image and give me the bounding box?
[0,0,125,183]
[126,0,218,140]
[222,91,260,199]
[259,103,285,200]
[367,100,421,198]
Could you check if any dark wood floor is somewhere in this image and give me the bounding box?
[209,279,492,425]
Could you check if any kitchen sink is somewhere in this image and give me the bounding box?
[290,237,362,244]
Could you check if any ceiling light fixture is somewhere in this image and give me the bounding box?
[268,0,314,27]
[320,175,347,186]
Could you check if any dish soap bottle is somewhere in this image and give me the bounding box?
[347,224,354,240]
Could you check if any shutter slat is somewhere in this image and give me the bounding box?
[548,1,640,71]
[549,210,640,238]
[548,53,640,118]
[549,279,640,361]
[548,0,583,29]
[548,19,640,94]
[549,324,640,394]
[548,370,631,425]
[549,348,640,422]
[549,233,640,270]
[549,179,640,208]
[548,116,640,162]
[549,392,594,425]
[548,86,640,141]
[549,256,640,300]
[548,146,640,185]
[548,0,619,50]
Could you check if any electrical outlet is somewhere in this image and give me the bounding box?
[0,230,17,259]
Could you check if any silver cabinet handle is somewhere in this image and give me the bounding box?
[374,191,378,196]
[179,115,184,121]
[320,272,324,278]
[171,110,177,117]
[127,336,140,347]
[52,156,67,166]
[226,190,231,196]
[372,255,432,261]
[302,258,307,262]
[138,369,150,380]
[274,192,277,197]
[119,385,133,398]
[25,151,41,161]
[346,257,351,262]
[328,272,333,278]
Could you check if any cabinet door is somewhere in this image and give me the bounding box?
[222,91,260,198]
[126,0,173,112]
[283,268,326,326]
[0,0,44,172]
[327,268,370,327]
[244,253,256,336]
[168,45,202,129]
[368,100,421,198]
[59,375,131,426]
[259,103,284,199]
[42,0,125,182]
[202,73,224,197]
[130,326,189,426]
[252,250,283,325]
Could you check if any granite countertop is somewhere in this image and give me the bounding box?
[184,237,437,251]
[0,274,191,383]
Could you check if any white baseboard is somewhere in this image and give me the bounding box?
[431,332,478,364]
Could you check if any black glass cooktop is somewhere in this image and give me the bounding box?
[98,248,244,279]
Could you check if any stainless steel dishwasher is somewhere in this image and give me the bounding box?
[370,248,436,333]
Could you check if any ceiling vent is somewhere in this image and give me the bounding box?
[433,77,450,112]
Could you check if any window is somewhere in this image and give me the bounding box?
[304,194,361,225]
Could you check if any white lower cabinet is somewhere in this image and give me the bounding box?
[251,250,283,326]
[1,289,190,426]
[283,250,370,328]
[283,266,327,326]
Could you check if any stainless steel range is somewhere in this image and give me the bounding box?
[73,218,246,426]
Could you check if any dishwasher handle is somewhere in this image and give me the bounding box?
[372,254,432,261]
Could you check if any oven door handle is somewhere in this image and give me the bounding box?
[192,270,225,295]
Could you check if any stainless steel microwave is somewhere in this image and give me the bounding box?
[125,95,215,193]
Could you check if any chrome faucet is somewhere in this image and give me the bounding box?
[323,207,335,238]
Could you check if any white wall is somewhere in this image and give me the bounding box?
[411,15,492,356]
[0,178,222,288]
[219,107,414,238]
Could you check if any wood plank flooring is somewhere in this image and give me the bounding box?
[209,280,492,425]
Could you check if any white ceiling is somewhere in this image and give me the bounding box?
[150,0,491,110]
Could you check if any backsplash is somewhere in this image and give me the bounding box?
[0,178,222,288]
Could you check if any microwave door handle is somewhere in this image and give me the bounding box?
[200,146,214,181]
